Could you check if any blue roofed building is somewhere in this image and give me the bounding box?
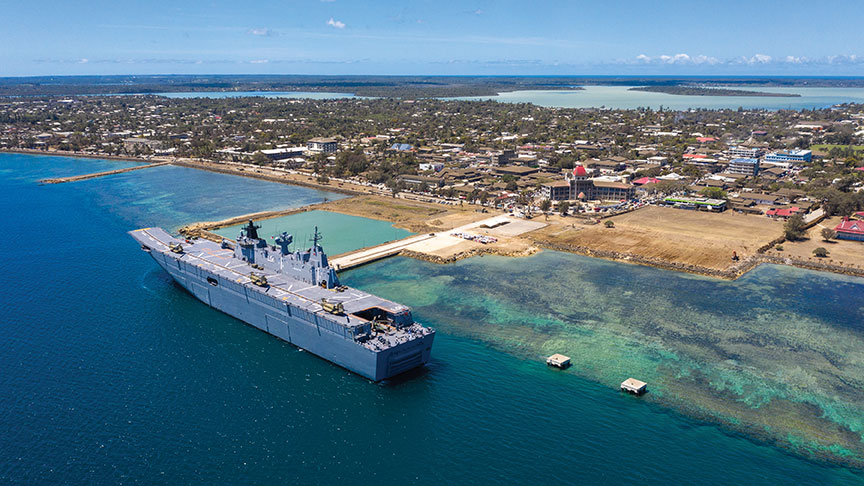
[764,149,812,164]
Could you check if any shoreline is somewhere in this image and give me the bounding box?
[8,147,863,281]
[170,159,364,196]
[1,148,367,196]
[1,147,154,164]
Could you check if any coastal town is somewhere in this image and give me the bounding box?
[0,96,864,277]
[2,94,864,277]
[7,0,864,476]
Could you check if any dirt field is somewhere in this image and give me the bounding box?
[769,216,864,270]
[528,206,785,271]
[313,195,499,233]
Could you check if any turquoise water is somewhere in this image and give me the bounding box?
[214,210,412,256]
[1,152,863,484]
[78,163,346,231]
[155,91,358,100]
[344,253,864,466]
[453,86,864,110]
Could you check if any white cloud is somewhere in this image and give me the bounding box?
[658,53,691,64]
[746,53,772,64]
[249,59,269,64]
[77,58,89,64]
[327,17,345,29]
[631,52,797,67]
[691,54,720,65]
[827,54,860,64]
[247,28,272,36]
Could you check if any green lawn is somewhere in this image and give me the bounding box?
[811,144,864,153]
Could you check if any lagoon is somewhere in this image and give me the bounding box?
[214,210,412,256]
[453,85,864,110]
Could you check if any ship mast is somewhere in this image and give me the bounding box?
[311,226,323,248]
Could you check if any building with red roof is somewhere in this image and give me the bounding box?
[765,207,801,219]
[835,218,864,241]
[573,165,588,177]
[540,164,635,202]
[633,177,661,185]
[682,153,707,159]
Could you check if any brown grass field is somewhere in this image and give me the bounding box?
[529,206,785,271]
[769,216,864,269]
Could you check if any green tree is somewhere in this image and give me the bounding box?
[539,198,552,213]
[251,151,270,165]
[784,214,806,241]
[699,187,727,200]
[334,149,369,177]
[813,247,829,258]
[821,228,837,241]
[559,201,570,217]
[604,220,615,228]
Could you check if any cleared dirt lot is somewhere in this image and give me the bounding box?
[770,216,864,269]
[528,206,785,271]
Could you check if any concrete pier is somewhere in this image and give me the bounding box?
[329,234,437,270]
[329,215,546,271]
[39,161,170,184]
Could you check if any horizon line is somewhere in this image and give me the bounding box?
[4,73,864,80]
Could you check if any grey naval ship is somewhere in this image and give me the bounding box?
[130,220,434,381]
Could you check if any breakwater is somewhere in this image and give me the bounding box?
[39,161,170,184]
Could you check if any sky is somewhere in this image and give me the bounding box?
[3,0,864,77]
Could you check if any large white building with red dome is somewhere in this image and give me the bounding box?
[541,165,636,202]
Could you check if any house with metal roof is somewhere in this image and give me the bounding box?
[834,218,864,241]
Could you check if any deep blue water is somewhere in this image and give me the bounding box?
[1,153,862,484]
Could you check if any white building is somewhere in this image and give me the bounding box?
[307,137,338,153]
[728,146,765,159]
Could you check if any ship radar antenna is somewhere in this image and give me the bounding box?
[243,219,261,240]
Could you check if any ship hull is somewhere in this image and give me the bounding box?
[146,249,434,381]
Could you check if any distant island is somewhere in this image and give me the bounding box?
[5,74,861,98]
[629,86,801,97]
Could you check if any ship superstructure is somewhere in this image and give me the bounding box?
[130,220,434,381]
